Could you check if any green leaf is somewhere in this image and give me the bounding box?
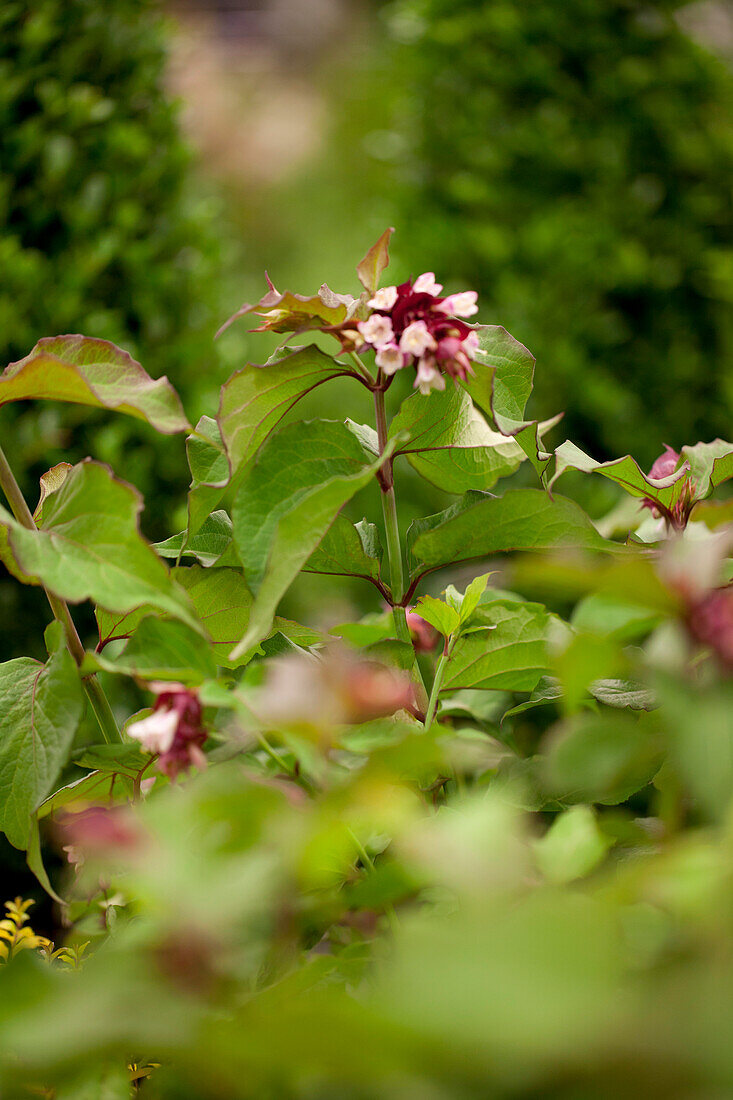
[304,514,384,587]
[174,565,258,669]
[185,415,230,541]
[458,572,491,623]
[357,227,394,294]
[390,386,524,492]
[543,711,663,805]
[37,771,132,819]
[503,676,563,719]
[571,592,662,641]
[231,420,396,657]
[87,615,217,683]
[1,335,190,433]
[406,488,615,585]
[218,345,357,480]
[155,510,238,568]
[0,461,202,631]
[589,679,657,711]
[551,632,624,715]
[73,743,149,775]
[550,440,691,510]
[0,645,84,849]
[682,438,733,499]
[533,806,613,885]
[471,325,536,421]
[442,600,551,692]
[413,595,461,638]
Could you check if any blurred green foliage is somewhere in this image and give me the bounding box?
[385,0,733,462]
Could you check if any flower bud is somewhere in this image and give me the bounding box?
[406,609,440,652]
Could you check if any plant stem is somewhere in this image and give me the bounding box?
[423,639,453,730]
[347,826,400,936]
[373,385,428,711]
[0,442,121,744]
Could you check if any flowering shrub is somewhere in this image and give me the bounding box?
[0,232,731,1097]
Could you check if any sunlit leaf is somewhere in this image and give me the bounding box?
[357,227,394,294]
[442,600,551,692]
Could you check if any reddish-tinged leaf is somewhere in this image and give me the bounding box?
[217,280,358,338]
[357,227,395,294]
[1,336,190,434]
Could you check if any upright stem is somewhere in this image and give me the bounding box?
[0,443,121,744]
[423,639,453,730]
[373,385,428,711]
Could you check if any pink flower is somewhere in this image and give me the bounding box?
[357,273,480,393]
[436,291,478,317]
[357,313,394,349]
[375,343,404,374]
[367,286,398,310]
[413,272,444,295]
[400,320,438,357]
[128,684,207,780]
[686,588,733,673]
[641,445,696,530]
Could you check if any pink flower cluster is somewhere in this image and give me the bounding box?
[356,272,479,395]
[128,683,207,779]
[687,588,733,673]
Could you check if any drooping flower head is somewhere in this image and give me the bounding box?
[641,445,696,531]
[128,683,207,780]
[356,273,479,395]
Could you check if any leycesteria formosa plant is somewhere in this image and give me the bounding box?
[0,226,729,908]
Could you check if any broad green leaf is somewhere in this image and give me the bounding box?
[406,488,615,585]
[218,345,357,479]
[682,438,733,499]
[442,600,551,692]
[471,325,536,420]
[95,565,321,669]
[155,510,238,568]
[659,676,733,819]
[73,743,149,775]
[87,615,217,683]
[413,595,461,638]
[36,771,132,819]
[502,676,563,720]
[543,711,663,805]
[589,679,657,711]
[231,420,397,657]
[0,462,72,586]
[0,462,202,632]
[533,806,613,885]
[174,565,258,669]
[0,645,83,849]
[390,386,524,492]
[329,612,394,647]
[1,336,189,432]
[551,632,624,714]
[185,415,230,540]
[357,227,394,294]
[550,440,691,510]
[304,515,384,586]
[571,592,662,641]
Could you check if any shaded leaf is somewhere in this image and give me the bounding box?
[155,510,238,568]
[543,711,663,805]
[231,420,396,657]
[0,645,83,849]
[589,679,657,711]
[1,336,189,433]
[86,616,217,683]
[185,415,230,541]
[533,806,613,885]
[406,488,616,586]
[305,515,384,587]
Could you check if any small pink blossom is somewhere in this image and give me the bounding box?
[357,313,394,349]
[375,343,404,374]
[367,286,398,311]
[642,445,695,530]
[415,357,446,395]
[437,291,479,318]
[413,272,444,295]
[128,684,208,780]
[400,320,438,357]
